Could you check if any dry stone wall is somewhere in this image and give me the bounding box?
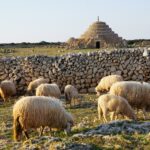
[0,48,150,94]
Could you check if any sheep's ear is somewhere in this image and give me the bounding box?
[64,122,71,135]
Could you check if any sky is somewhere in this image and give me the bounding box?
[0,0,150,43]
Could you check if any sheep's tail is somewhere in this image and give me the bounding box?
[13,116,22,141]
[98,104,103,120]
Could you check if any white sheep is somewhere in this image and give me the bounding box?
[36,83,61,99]
[95,75,123,96]
[98,94,136,122]
[109,81,150,119]
[64,85,80,106]
[27,78,49,95]
[0,80,16,102]
[13,96,74,141]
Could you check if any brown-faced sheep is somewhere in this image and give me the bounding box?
[27,78,49,95]
[36,83,61,99]
[98,94,136,122]
[0,80,16,102]
[13,96,74,141]
[64,85,80,106]
[109,81,150,119]
[95,75,123,96]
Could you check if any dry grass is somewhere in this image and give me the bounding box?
[0,94,150,149]
[0,47,102,57]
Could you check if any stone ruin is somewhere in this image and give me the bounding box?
[67,17,126,49]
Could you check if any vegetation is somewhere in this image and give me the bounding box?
[0,94,150,149]
[127,39,150,48]
[0,46,102,57]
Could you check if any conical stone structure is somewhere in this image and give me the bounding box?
[67,19,126,49]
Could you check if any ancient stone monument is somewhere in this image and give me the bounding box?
[67,17,126,49]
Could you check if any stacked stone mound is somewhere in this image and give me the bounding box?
[0,48,150,94]
[67,20,126,49]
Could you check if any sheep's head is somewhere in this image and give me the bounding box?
[26,84,35,96]
[64,121,74,135]
[95,87,100,96]
[128,111,137,121]
[95,85,105,96]
[64,113,74,135]
[26,89,33,96]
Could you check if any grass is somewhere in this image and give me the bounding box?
[0,95,150,149]
[0,46,104,57]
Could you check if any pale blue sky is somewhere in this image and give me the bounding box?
[0,0,150,43]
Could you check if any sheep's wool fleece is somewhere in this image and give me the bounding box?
[13,96,72,129]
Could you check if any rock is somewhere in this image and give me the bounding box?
[79,89,87,93]
[110,66,116,72]
[88,87,96,93]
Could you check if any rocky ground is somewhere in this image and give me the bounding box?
[0,94,150,150]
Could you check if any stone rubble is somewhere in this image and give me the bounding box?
[73,120,150,138]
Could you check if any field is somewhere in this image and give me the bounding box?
[0,46,150,149]
[0,94,150,150]
[0,46,102,57]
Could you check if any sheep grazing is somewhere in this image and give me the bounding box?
[109,81,150,119]
[64,85,80,106]
[0,80,16,102]
[36,83,61,99]
[98,94,136,122]
[95,75,123,96]
[27,78,49,95]
[13,96,74,141]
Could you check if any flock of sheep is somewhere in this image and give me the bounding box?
[0,74,150,141]
[0,78,79,141]
[96,75,150,122]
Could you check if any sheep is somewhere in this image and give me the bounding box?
[64,85,80,106]
[36,83,61,99]
[27,78,49,95]
[13,96,74,141]
[0,80,16,102]
[109,81,150,119]
[98,94,136,122]
[95,75,123,96]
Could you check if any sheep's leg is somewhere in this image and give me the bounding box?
[73,98,75,106]
[98,105,102,120]
[23,130,29,140]
[70,100,72,108]
[135,108,139,115]
[2,96,6,102]
[115,114,118,120]
[39,126,44,136]
[142,108,148,120]
[110,112,115,121]
[3,98,7,102]
[103,109,108,123]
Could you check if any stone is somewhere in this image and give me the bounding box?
[88,87,96,93]
[110,66,116,72]
[79,89,87,93]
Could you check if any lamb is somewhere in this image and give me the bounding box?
[27,78,49,95]
[0,80,16,102]
[95,75,123,96]
[36,83,61,99]
[13,96,74,141]
[109,81,150,119]
[97,94,136,122]
[64,85,80,106]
